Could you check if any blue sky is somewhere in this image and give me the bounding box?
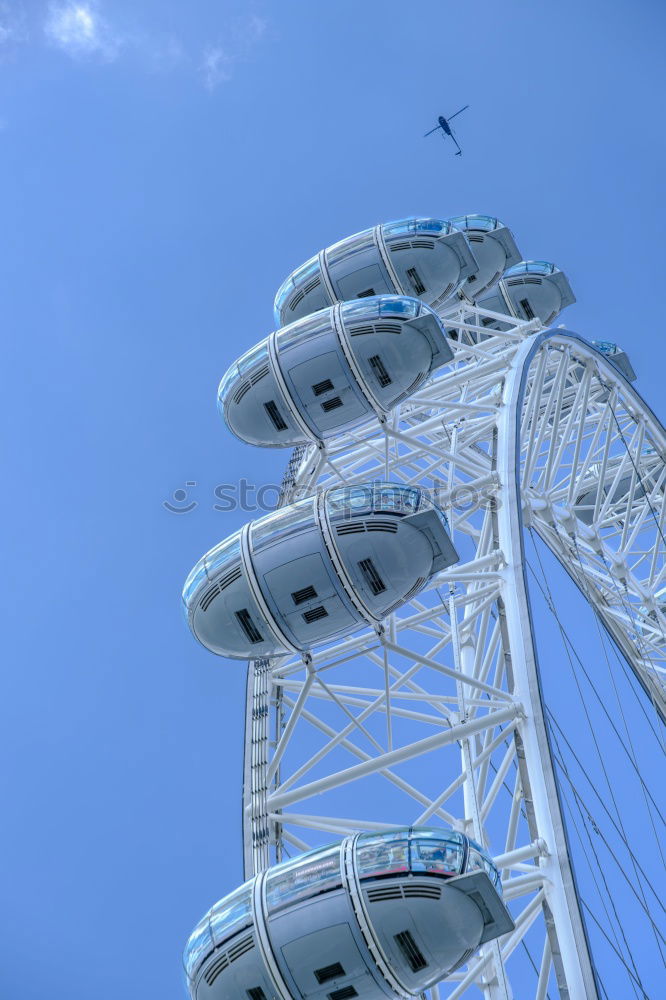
[2,1,665,997]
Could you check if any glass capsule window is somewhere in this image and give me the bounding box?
[372,483,422,514]
[340,298,381,323]
[355,827,501,890]
[278,310,333,351]
[410,831,466,876]
[325,228,375,269]
[340,294,422,324]
[265,844,342,913]
[468,838,502,890]
[378,295,421,319]
[326,484,378,518]
[356,832,410,878]
[274,255,323,315]
[217,340,270,408]
[217,364,241,405]
[382,218,452,238]
[465,847,485,875]
[274,283,293,317]
[338,294,422,326]
[238,340,270,376]
[205,531,242,578]
[292,254,323,287]
[325,482,422,522]
[183,911,214,981]
[182,531,243,618]
[250,496,316,554]
[504,261,556,277]
[448,214,499,233]
[355,829,466,880]
[592,340,619,356]
[182,560,210,608]
[209,882,253,948]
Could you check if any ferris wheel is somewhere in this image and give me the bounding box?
[180,215,665,999]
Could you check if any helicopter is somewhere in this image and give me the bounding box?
[424,105,469,156]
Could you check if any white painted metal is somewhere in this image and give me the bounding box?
[241,297,666,997]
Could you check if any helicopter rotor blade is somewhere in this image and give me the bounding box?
[446,104,470,122]
[424,126,441,137]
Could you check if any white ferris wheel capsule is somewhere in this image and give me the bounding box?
[184,828,514,1000]
[183,482,458,659]
[273,218,477,328]
[218,296,453,448]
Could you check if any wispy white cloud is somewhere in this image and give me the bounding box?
[201,14,269,90]
[243,15,269,45]
[5,5,271,85]
[201,45,233,89]
[44,2,119,60]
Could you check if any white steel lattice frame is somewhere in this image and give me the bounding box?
[241,301,666,999]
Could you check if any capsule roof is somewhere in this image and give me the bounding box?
[183,826,512,998]
[183,482,458,659]
[274,217,478,327]
[218,296,453,448]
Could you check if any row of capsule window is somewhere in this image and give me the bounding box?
[183,828,501,982]
[181,482,429,611]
